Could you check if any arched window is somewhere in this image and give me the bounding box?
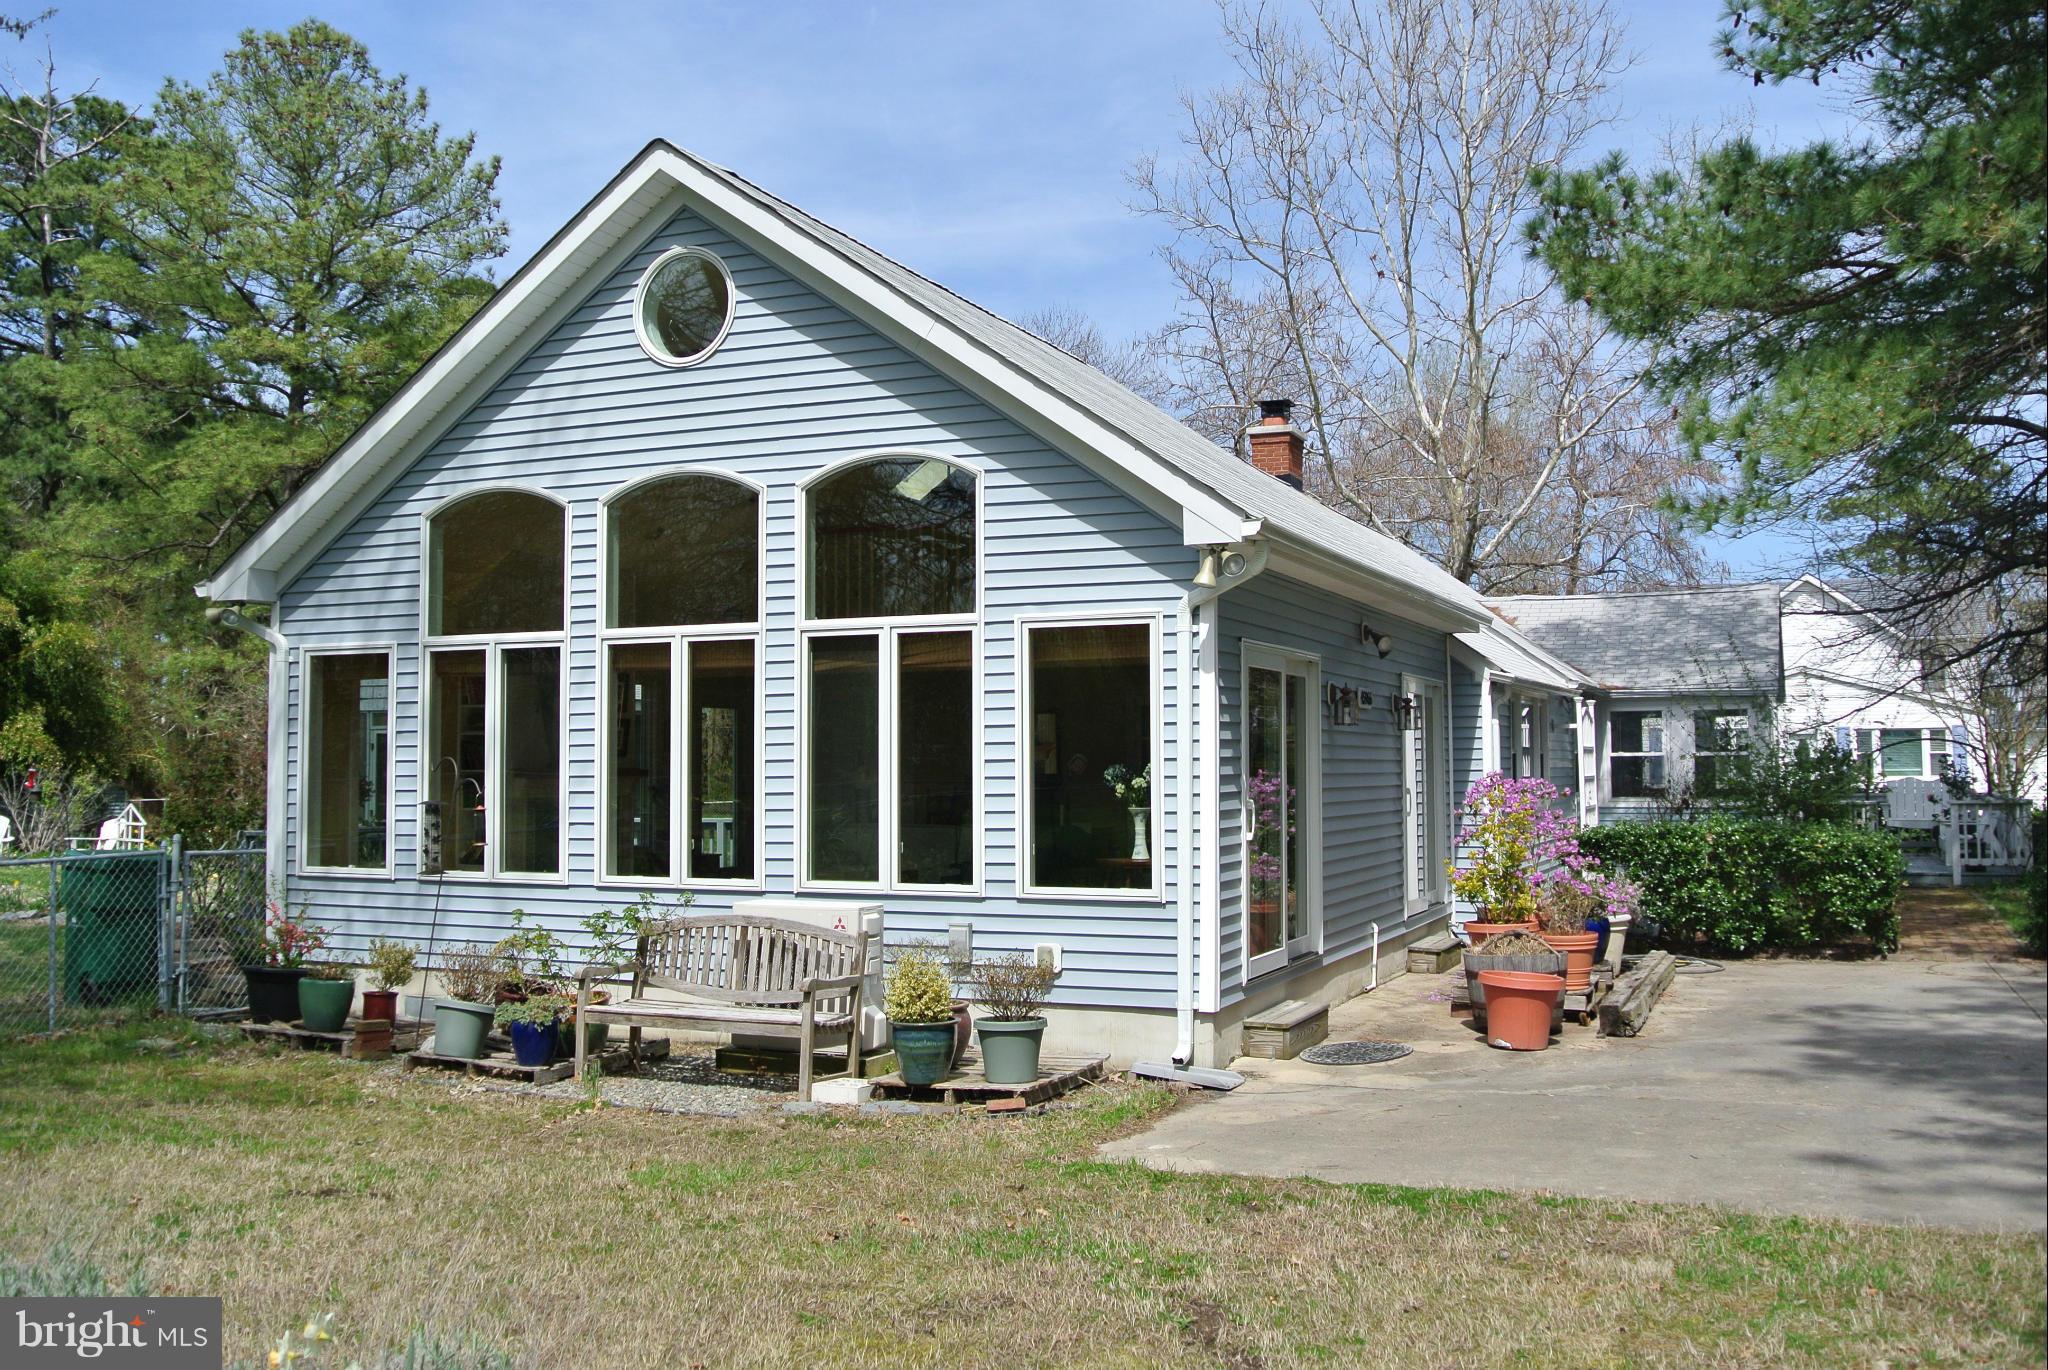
[427,490,564,636]
[605,474,759,628]
[806,456,976,620]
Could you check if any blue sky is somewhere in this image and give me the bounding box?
[33,0,1858,575]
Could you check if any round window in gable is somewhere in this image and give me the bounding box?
[634,247,734,367]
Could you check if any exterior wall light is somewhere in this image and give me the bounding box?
[1360,622,1392,657]
[1392,692,1421,731]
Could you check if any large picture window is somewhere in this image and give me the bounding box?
[802,629,975,889]
[602,637,758,884]
[1023,622,1156,894]
[303,652,390,871]
[428,649,488,875]
[806,456,976,620]
[427,490,564,637]
[425,645,563,879]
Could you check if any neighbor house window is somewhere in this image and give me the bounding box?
[634,247,734,367]
[423,490,566,878]
[1858,728,1927,780]
[1610,710,1666,798]
[1023,621,1156,894]
[303,651,390,871]
[798,456,978,889]
[1691,710,1751,796]
[599,472,762,885]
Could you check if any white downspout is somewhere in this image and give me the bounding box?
[1175,540,1273,1066]
[208,606,289,897]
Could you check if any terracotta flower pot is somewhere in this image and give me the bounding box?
[360,988,399,1025]
[1538,931,1601,992]
[1475,971,1563,1051]
[1463,919,1539,947]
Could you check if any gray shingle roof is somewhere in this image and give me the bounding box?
[1484,585,1784,695]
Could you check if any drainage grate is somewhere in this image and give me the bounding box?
[1298,1040,1413,1066]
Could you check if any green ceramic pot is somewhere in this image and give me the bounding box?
[890,1020,957,1087]
[297,976,354,1033]
[432,1001,494,1060]
[974,1017,1046,1085]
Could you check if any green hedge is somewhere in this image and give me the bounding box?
[1581,818,1903,953]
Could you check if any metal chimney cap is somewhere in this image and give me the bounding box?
[1256,397,1294,422]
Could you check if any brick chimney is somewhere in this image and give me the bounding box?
[1246,397,1304,490]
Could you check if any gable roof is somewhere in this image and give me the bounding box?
[199,140,1489,631]
[1484,584,1784,696]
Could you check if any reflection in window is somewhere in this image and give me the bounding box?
[689,639,755,881]
[500,648,561,875]
[897,632,974,886]
[1691,710,1751,796]
[638,250,731,364]
[1610,710,1665,799]
[1027,623,1152,890]
[429,650,488,874]
[305,654,388,869]
[606,643,671,879]
[607,475,758,627]
[807,637,880,882]
[428,491,564,636]
[807,457,975,619]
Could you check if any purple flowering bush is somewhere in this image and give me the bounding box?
[1450,772,1636,929]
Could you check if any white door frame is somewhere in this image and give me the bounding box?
[1402,674,1449,918]
[1241,643,1322,982]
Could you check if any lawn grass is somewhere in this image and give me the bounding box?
[1976,879,2045,955]
[2,1022,2043,1369]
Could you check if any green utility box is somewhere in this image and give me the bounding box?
[59,852,163,1006]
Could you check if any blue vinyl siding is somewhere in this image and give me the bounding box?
[277,205,1195,1009]
[1213,574,1449,1005]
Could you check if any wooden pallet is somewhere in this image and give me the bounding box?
[238,1018,425,1059]
[405,1036,669,1085]
[871,1048,1106,1107]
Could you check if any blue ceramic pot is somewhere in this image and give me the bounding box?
[508,1017,558,1067]
[1586,917,1611,965]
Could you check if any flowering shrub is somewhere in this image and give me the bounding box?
[257,897,329,968]
[1448,773,1587,923]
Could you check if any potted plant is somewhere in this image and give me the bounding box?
[431,943,508,1060]
[1104,763,1152,860]
[297,962,355,1032]
[1473,967,1564,1051]
[970,950,1057,1086]
[1534,877,1604,993]
[360,938,415,1025]
[1449,773,1575,943]
[1461,928,1565,1013]
[240,899,329,1023]
[885,948,957,1087]
[494,994,569,1068]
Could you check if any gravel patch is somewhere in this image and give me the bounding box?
[380,1046,795,1116]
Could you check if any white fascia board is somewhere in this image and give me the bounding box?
[647,150,1253,546]
[199,157,679,604]
[1266,539,1490,634]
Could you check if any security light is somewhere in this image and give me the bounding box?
[1360,622,1392,657]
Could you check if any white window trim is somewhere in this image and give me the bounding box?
[795,449,984,631]
[596,466,767,636]
[296,644,397,879]
[632,245,737,369]
[1401,672,1447,921]
[796,623,985,895]
[1607,707,1668,801]
[1241,641,1322,980]
[1690,707,1754,792]
[1015,612,1168,904]
[596,631,767,892]
[424,641,569,884]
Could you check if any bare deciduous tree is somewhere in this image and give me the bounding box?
[1016,305,1163,398]
[1133,0,1714,590]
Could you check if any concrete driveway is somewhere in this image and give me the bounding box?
[1103,952,2047,1232]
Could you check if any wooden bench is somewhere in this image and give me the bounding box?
[575,914,867,1100]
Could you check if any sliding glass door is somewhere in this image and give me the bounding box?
[1245,647,1318,980]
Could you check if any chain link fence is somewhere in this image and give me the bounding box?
[0,840,264,1036]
